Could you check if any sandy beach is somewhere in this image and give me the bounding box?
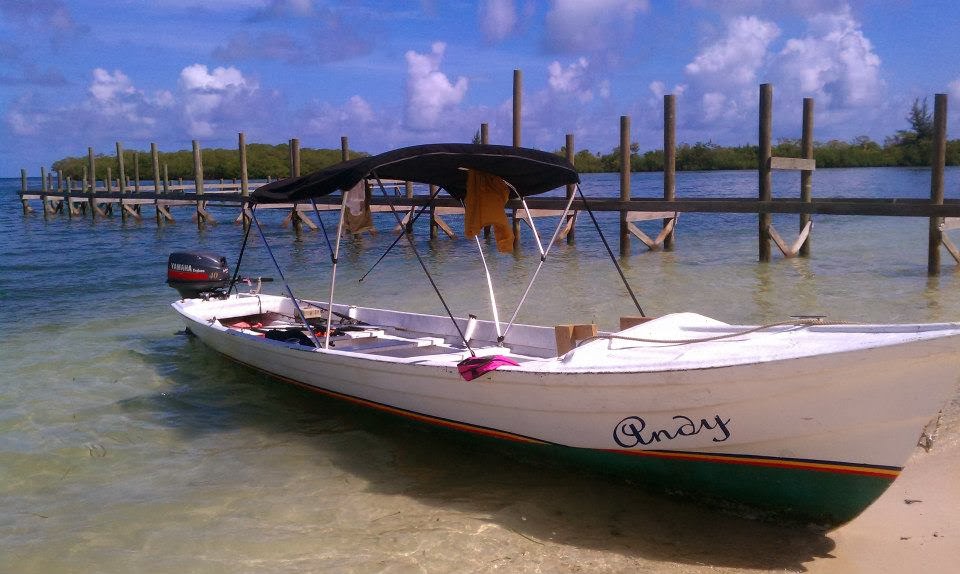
[805,397,960,573]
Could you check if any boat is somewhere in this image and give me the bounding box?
[170,143,960,525]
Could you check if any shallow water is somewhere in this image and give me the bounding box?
[2,168,960,573]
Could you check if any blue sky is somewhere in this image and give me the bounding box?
[3,0,960,176]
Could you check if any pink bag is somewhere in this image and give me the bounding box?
[457,355,520,381]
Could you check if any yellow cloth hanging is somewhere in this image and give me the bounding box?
[464,169,514,253]
[343,181,374,234]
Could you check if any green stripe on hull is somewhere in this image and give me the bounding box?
[550,446,896,526]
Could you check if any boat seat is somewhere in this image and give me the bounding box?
[332,335,444,355]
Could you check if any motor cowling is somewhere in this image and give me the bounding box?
[167,252,229,299]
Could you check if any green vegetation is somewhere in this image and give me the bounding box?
[561,98,960,173]
[52,143,365,181]
[49,100,960,180]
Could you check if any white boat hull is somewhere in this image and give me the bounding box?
[173,294,960,524]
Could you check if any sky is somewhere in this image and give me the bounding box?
[3,0,960,176]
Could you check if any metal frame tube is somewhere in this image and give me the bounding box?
[324,192,349,348]
[501,189,578,339]
[250,209,322,349]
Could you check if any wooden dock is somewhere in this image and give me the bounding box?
[15,79,960,275]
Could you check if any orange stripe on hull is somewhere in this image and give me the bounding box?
[607,448,901,479]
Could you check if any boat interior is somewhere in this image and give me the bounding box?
[201,294,603,362]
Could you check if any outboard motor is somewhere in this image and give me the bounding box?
[167,252,230,299]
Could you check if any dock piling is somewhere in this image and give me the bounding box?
[800,98,814,257]
[663,94,676,251]
[620,115,631,257]
[565,133,576,244]
[758,83,773,262]
[928,93,948,275]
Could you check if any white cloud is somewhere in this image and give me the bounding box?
[950,79,960,101]
[548,57,594,102]
[306,95,376,133]
[89,68,136,102]
[775,6,883,107]
[8,108,43,136]
[344,95,374,123]
[649,80,686,99]
[544,0,649,55]
[701,91,737,122]
[179,64,251,91]
[179,64,259,137]
[479,0,517,43]
[404,42,468,130]
[685,16,780,86]
[86,68,157,127]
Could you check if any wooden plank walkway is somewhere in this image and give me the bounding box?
[20,189,960,217]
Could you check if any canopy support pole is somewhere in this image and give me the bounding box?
[371,173,475,356]
[512,186,546,257]
[460,198,503,340]
[250,208,323,348]
[324,193,349,349]
[309,198,335,256]
[501,189,578,341]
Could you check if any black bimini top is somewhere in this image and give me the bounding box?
[251,143,579,204]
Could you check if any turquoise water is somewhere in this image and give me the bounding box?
[2,168,960,572]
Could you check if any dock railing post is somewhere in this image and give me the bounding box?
[192,140,204,195]
[429,184,438,239]
[290,137,302,235]
[929,93,948,276]
[341,136,349,162]
[759,83,773,262]
[512,70,522,147]
[566,133,576,244]
[405,181,414,234]
[619,115,631,257]
[192,139,205,229]
[800,97,814,257]
[20,169,31,214]
[512,70,523,250]
[133,151,140,193]
[116,142,126,194]
[481,122,491,239]
[61,169,72,219]
[239,132,250,231]
[151,143,163,226]
[40,166,50,219]
[239,133,249,198]
[663,94,677,251]
[116,141,127,222]
[87,147,98,219]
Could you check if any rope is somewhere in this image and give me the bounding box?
[575,317,844,348]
